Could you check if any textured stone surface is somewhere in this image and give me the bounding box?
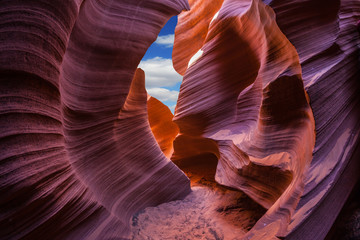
[172,0,360,238]
[268,0,360,239]
[0,1,191,239]
[1,0,359,239]
[173,0,315,238]
[172,0,224,75]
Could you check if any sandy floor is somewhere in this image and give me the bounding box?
[130,156,265,240]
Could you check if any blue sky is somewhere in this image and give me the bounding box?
[139,16,182,112]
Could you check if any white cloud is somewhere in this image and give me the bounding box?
[155,34,175,48]
[139,57,182,88]
[147,88,179,102]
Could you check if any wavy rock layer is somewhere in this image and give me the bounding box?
[172,0,360,238]
[0,0,191,239]
[1,0,359,239]
[267,0,360,239]
[172,0,224,75]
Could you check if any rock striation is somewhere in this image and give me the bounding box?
[0,1,190,239]
[0,0,359,239]
[172,0,360,239]
[173,0,316,238]
[268,0,360,239]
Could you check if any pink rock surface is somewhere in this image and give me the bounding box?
[173,0,316,237]
[1,0,359,239]
[0,1,190,239]
[267,0,360,239]
[172,0,360,238]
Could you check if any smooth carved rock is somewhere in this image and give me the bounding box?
[267,0,360,239]
[0,1,190,239]
[1,0,359,239]
[147,96,179,158]
[173,0,224,75]
[173,0,319,238]
[172,0,360,239]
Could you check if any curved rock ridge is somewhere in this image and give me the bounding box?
[173,0,224,75]
[147,96,179,158]
[266,0,360,239]
[0,0,190,239]
[1,0,359,239]
[172,0,316,238]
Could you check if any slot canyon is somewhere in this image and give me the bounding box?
[0,0,359,239]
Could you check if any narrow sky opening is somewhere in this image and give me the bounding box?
[139,16,182,113]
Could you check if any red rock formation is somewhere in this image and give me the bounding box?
[173,0,224,75]
[147,96,179,158]
[1,0,359,239]
[172,0,360,238]
[0,1,190,239]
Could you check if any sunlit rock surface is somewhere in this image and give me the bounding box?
[171,0,359,239]
[147,96,179,158]
[1,0,359,239]
[172,0,224,75]
[173,0,316,238]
